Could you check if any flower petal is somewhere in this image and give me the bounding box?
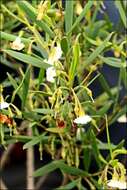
[74,115,92,124]
[0,102,9,109]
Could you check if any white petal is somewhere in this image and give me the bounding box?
[117,115,126,123]
[74,115,92,124]
[11,37,25,51]
[0,102,9,109]
[107,180,120,188]
[117,181,127,189]
[107,180,127,189]
[54,44,62,61]
[46,67,56,83]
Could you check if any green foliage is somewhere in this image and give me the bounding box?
[0,0,126,189]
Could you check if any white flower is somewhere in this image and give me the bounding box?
[0,102,9,109]
[10,37,25,51]
[46,66,56,83]
[47,44,62,65]
[74,115,92,125]
[107,179,127,189]
[45,44,62,83]
[117,115,126,123]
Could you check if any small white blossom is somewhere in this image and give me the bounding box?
[74,115,92,125]
[10,37,25,51]
[107,179,127,189]
[45,44,62,83]
[46,66,56,83]
[117,115,126,123]
[0,102,9,109]
[47,44,62,65]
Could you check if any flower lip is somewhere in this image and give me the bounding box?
[74,115,92,125]
[0,102,9,110]
[46,66,56,83]
[117,115,127,123]
[10,37,25,51]
[107,179,127,189]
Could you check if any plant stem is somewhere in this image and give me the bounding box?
[105,115,113,160]
[26,127,34,190]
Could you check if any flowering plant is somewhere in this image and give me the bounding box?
[0,0,126,189]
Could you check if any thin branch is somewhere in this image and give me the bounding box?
[0,144,14,169]
[0,179,8,190]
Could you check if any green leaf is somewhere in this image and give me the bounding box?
[65,0,73,33]
[7,73,22,100]
[97,101,113,115]
[98,73,113,98]
[34,160,89,177]
[69,35,80,86]
[33,108,53,114]
[33,160,64,177]
[90,130,101,167]
[23,133,46,149]
[17,1,54,38]
[85,33,113,65]
[99,56,126,68]
[83,147,91,171]
[56,179,80,190]
[121,67,127,88]
[5,50,50,69]
[59,162,89,176]
[46,127,65,134]
[60,37,69,55]
[115,1,126,28]
[0,31,31,44]
[112,149,127,159]
[68,0,93,34]
[22,66,31,108]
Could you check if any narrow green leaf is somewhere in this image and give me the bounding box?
[23,133,46,149]
[83,148,91,171]
[85,33,113,65]
[68,1,93,34]
[65,0,73,33]
[17,1,54,38]
[22,66,31,108]
[33,160,64,177]
[98,73,113,98]
[60,37,69,55]
[69,36,80,86]
[0,31,31,44]
[99,56,126,68]
[5,50,50,69]
[115,1,126,28]
[60,162,89,176]
[7,73,22,100]
[33,108,53,114]
[46,127,65,134]
[97,101,112,115]
[90,130,101,167]
[56,179,80,190]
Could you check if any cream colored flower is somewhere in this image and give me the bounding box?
[10,37,25,51]
[45,44,62,83]
[47,44,62,65]
[46,66,56,83]
[107,179,127,189]
[117,115,126,123]
[74,115,92,125]
[0,102,9,109]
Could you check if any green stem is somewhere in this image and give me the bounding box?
[105,115,113,160]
